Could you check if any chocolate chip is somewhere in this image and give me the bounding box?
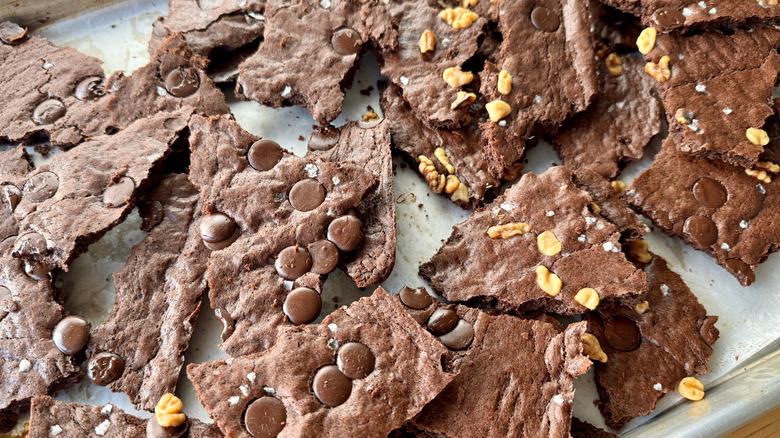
[530,6,560,32]
[24,260,51,281]
[0,22,28,45]
[74,76,105,100]
[653,7,685,28]
[139,200,165,231]
[725,259,755,286]
[603,315,641,352]
[683,215,718,247]
[214,308,236,342]
[330,28,362,56]
[1,184,21,212]
[88,352,125,385]
[147,414,189,438]
[14,233,47,257]
[399,286,433,310]
[308,240,339,274]
[152,18,169,38]
[103,176,135,208]
[308,126,340,151]
[439,319,475,351]
[164,67,200,97]
[248,139,284,172]
[200,213,239,250]
[244,396,287,438]
[327,216,363,252]
[698,315,719,346]
[336,342,375,379]
[275,246,312,280]
[52,316,90,355]
[23,171,59,202]
[283,287,321,325]
[289,179,326,212]
[312,365,352,407]
[692,178,727,208]
[427,309,458,336]
[32,99,67,125]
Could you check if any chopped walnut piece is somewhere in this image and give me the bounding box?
[502,162,524,182]
[440,7,479,29]
[442,67,474,87]
[419,29,436,53]
[636,27,657,55]
[745,168,772,183]
[450,91,477,109]
[450,181,469,202]
[155,393,186,427]
[362,110,379,122]
[535,265,562,296]
[487,222,531,239]
[419,155,446,193]
[537,230,562,256]
[635,300,650,314]
[678,377,705,401]
[574,287,600,310]
[628,238,652,264]
[675,108,694,125]
[497,70,512,95]
[582,333,608,363]
[486,100,511,122]
[605,53,623,77]
[746,128,770,146]
[433,147,456,174]
[645,55,671,82]
[591,202,601,214]
[461,0,479,6]
[444,175,461,194]
[611,180,626,194]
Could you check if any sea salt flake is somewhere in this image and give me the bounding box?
[281,85,292,98]
[695,84,708,94]
[578,234,586,243]
[660,284,670,296]
[602,242,618,252]
[721,242,731,251]
[498,120,506,127]
[332,176,341,185]
[304,163,318,177]
[228,396,240,406]
[156,86,167,96]
[42,61,54,69]
[95,419,111,436]
[654,383,663,391]
[327,338,339,350]
[758,184,766,194]
[546,210,555,217]
[552,394,564,405]
[740,220,749,229]
[247,372,257,383]
[615,101,625,110]
[709,7,716,14]
[100,404,113,414]
[682,7,693,16]
[320,0,331,8]
[400,76,410,85]
[51,425,63,435]
[240,385,250,396]
[18,359,31,372]
[698,1,707,8]
[585,216,596,225]
[328,323,338,332]
[500,203,515,211]
[533,95,542,104]
[723,107,733,115]
[247,11,264,21]
[264,387,276,395]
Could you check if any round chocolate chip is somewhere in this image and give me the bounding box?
[312,365,352,407]
[399,286,433,310]
[330,28,362,56]
[283,287,322,325]
[653,7,685,28]
[139,200,164,232]
[74,76,105,101]
[88,352,125,385]
[103,176,135,208]
[308,126,340,151]
[215,308,235,342]
[530,6,560,32]
[200,213,239,250]
[336,342,375,380]
[244,396,287,438]
[52,316,90,355]
[439,319,475,351]
[165,67,200,97]
[248,139,284,172]
[327,216,363,252]
[289,179,326,212]
[152,18,169,38]
[308,240,339,274]
[147,414,189,438]
[683,215,718,247]
[14,233,47,257]
[427,309,458,336]
[23,171,59,202]
[1,184,21,212]
[692,178,728,208]
[0,22,28,45]
[32,99,67,125]
[275,246,312,280]
[725,259,755,286]
[698,316,719,346]
[24,260,51,281]
[603,315,641,352]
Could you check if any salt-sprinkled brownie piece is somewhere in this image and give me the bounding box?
[644,27,780,167]
[570,418,617,438]
[236,0,397,125]
[86,174,209,411]
[586,254,719,430]
[187,287,454,438]
[420,166,646,315]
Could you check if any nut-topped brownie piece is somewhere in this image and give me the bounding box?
[187,287,455,438]
[86,174,209,411]
[586,254,718,430]
[420,166,646,315]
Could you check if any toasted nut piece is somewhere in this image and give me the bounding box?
[433,147,456,174]
[537,231,562,256]
[746,128,770,146]
[502,162,524,182]
[574,287,600,310]
[487,222,531,239]
[362,110,379,122]
[497,70,512,94]
[442,67,474,87]
[756,161,780,173]
[461,0,479,6]
[645,55,671,82]
[678,377,705,401]
[582,333,608,363]
[675,108,694,125]
[591,202,602,214]
[611,180,626,194]
[156,393,186,427]
[767,0,780,5]
[605,53,623,76]
[486,100,511,122]
[440,7,479,29]
[637,27,657,55]
[419,29,436,53]
[418,155,447,193]
[451,91,477,109]
[444,175,461,194]
[451,181,469,202]
[635,300,650,314]
[536,265,562,296]
[628,238,653,264]
[745,168,772,184]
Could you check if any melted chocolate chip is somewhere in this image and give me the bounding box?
[0,22,28,45]
[248,139,284,172]
[200,213,238,249]
[24,260,51,281]
[75,76,105,100]
[88,352,125,385]
[215,308,235,342]
[32,99,67,125]
[530,6,560,32]
[152,19,169,38]
[439,319,475,350]
[337,342,375,379]
[308,240,339,274]
[683,215,718,247]
[427,309,458,336]
[692,178,728,208]
[275,246,312,280]
[139,200,165,231]
[698,315,719,346]
[103,176,135,208]
[14,232,47,257]
[23,171,59,202]
[283,287,322,325]
[725,259,755,286]
[164,67,200,97]
[399,286,433,310]
[147,414,189,438]
[312,365,352,407]
[52,316,90,355]
[330,28,362,56]
[653,7,685,28]
[244,397,287,438]
[603,316,641,352]
[289,179,326,212]
[308,126,340,151]
[1,184,21,212]
[327,216,363,252]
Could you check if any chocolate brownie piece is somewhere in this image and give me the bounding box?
[29,396,222,438]
[570,418,616,438]
[236,0,397,125]
[601,0,780,33]
[420,166,646,315]
[187,287,455,438]
[586,254,718,430]
[87,174,209,411]
[549,54,661,179]
[306,120,396,287]
[645,27,780,167]
[0,146,33,247]
[624,136,780,286]
[188,115,379,356]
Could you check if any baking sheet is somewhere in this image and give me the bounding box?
[2,0,779,435]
